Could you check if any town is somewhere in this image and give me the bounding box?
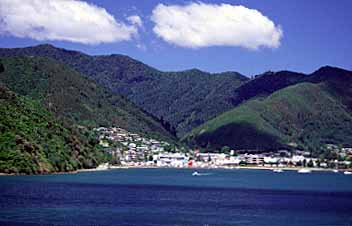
[94,127,352,173]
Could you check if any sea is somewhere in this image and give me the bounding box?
[0,168,352,226]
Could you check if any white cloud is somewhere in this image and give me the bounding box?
[151,2,283,49]
[0,0,141,44]
[136,43,147,51]
[127,15,143,28]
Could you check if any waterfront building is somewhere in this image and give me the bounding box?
[153,153,188,167]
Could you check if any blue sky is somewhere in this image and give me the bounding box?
[0,0,351,76]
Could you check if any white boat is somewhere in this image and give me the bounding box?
[272,169,283,173]
[344,171,352,175]
[298,169,312,174]
[332,169,339,173]
[192,171,200,176]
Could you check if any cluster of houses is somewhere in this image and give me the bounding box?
[192,151,352,169]
[142,151,352,169]
[94,127,173,163]
[94,127,352,169]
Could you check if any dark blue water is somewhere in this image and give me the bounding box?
[1,168,352,226]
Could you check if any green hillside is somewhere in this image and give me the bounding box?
[185,82,352,152]
[0,44,249,136]
[2,45,352,154]
[0,57,174,142]
[0,85,107,174]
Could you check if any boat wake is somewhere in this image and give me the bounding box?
[192,171,212,176]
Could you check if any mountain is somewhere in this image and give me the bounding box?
[230,70,306,106]
[184,67,352,153]
[307,66,352,111]
[0,56,174,142]
[2,44,351,153]
[0,85,107,174]
[0,44,249,136]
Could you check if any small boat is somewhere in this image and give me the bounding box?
[272,169,283,173]
[332,169,339,173]
[192,171,200,176]
[298,169,312,174]
[344,171,352,175]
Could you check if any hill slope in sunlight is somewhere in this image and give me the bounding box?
[185,67,352,152]
[0,85,107,174]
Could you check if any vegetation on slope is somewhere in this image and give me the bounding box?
[0,85,107,174]
[0,57,175,142]
[186,82,352,153]
[230,70,306,106]
[2,45,352,154]
[0,44,249,136]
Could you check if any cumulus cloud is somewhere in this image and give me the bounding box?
[151,2,283,49]
[127,15,143,28]
[0,0,141,44]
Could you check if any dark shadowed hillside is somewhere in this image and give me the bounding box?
[230,70,306,106]
[0,44,249,136]
[307,66,352,111]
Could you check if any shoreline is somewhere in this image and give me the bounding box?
[1,165,350,176]
[60,165,352,174]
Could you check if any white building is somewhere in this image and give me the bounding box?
[153,153,188,167]
[264,156,279,164]
[196,153,227,163]
[292,155,305,163]
[222,156,242,166]
[128,143,137,148]
[244,154,264,165]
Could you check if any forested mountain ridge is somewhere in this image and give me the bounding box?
[2,45,352,154]
[0,44,249,136]
[0,56,175,142]
[185,66,352,152]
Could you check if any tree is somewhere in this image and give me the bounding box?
[316,159,321,167]
[160,116,177,137]
[205,142,212,152]
[148,155,153,162]
[307,160,314,167]
[207,154,212,162]
[296,160,302,166]
[0,63,4,73]
[221,146,230,154]
[164,144,176,153]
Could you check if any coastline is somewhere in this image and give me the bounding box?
[0,165,350,176]
[76,165,348,174]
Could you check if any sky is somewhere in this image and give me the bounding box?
[0,0,351,76]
